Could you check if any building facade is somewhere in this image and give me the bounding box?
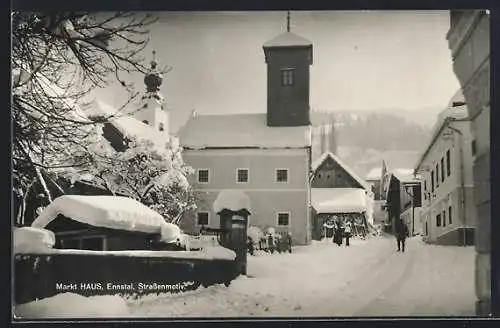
[414,94,475,245]
[178,27,314,245]
[447,10,491,316]
[365,168,387,226]
[309,152,372,240]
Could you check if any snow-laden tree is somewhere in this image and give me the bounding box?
[12,12,163,222]
[60,133,196,224]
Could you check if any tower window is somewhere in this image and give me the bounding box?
[159,123,164,132]
[281,68,294,86]
[142,120,149,125]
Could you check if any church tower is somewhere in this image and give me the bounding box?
[263,11,313,127]
[134,51,169,135]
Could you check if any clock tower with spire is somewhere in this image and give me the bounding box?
[134,50,169,135]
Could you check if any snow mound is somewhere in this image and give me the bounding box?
[14,293,129,319]
[200,245,236,260]
[14,227,55,254]
[160,222,182,243]
[31,195,165,234]
[213,190,251,214]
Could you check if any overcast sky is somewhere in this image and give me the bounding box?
[91,10,461,133]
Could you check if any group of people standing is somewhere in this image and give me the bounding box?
[325,219,353,247]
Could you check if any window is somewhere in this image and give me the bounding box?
[197,212,209,226]
[424,180,427,192]
[431,171,435,192]
[197,169,209,183]
[446,150,451,177]
[471,140,477,157]
[435,164,439,188]
[448,206,452,224]
[142,120,149,125]
[425,222,428,235]
[159,123,164,132]
[443,210,446,227]
[281,69,294,86]
[276,169,289,183]
[277,212,290,226]
[441,158,445,182]
[436,213,441,227]
[237,169,249,183]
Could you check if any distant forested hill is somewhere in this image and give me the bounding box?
[310,109,434,178]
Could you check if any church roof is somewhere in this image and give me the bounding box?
[263,32,312,48]
[311,151,370,190]
[178,113,311,149]
[86,100,169,144]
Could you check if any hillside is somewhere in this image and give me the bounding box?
[311,110,432,178]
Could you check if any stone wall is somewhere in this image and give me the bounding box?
[447,10,491,316]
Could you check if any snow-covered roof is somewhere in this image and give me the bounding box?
[213,190,252,214]
[311,188,367,214]
[263,32,312,48]
[311,151,370,190]
[365,167,382,181]
[87,100,169,144]
[179,113,312,149]
[31,195,166,234]
[392,169,418,183]
[414,92,469,172]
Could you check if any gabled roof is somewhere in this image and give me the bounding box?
[414,93,469,172]
[263,32,312,48]
[311,151,370,190]
[178,112,312,149]
[311,188,367,214]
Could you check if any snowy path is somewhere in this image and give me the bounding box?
[126,236,475,317]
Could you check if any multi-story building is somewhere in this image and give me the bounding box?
[414,90,476,245]
[178,26,314,245]
[447,9,491,316]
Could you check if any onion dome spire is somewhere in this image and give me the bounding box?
[144,50,163,92]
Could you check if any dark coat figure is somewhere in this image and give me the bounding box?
[344,221,353,246]
[247,236,254,255]
[267,233,275,254]
[395,219,410,252]
[285,233,292,253]
[333,222,343,246]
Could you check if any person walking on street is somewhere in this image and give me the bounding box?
[344,220,352,246]
[395,219,410,252]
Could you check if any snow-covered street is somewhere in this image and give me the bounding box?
[125,235,475,317]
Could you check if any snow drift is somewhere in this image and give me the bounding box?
[13,227,55,254]
[14,292,130,318]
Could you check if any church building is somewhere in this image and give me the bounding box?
[178,15,314,245]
